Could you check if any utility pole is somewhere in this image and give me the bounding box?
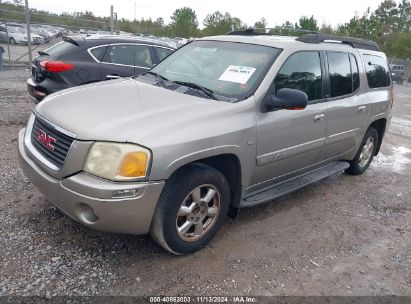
[110,5,114,34]
[25,0,32,68]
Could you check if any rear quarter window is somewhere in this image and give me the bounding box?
[362,54,391,89]
[155,47,174,61]
[89,46,107,61]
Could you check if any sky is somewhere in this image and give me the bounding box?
[26,0,384,28]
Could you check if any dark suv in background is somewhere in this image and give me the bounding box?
[27,35,176,102]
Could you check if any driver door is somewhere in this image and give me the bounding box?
[251,51,328,190]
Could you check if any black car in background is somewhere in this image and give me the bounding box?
[27,35,176,102]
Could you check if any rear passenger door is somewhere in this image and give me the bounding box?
[319,51,369,161]
[99,44,155,80]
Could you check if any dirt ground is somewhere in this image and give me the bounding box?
[0,68,410,297]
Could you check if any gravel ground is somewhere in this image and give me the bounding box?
[0,68,410,297]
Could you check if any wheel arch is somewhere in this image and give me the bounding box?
[368,118,387,156]
[165,153,243,219]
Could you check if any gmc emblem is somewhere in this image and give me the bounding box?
[36,129,56,151]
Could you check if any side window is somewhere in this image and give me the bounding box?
[103,44,153,68]
[362,54,391,88]
[274,51,322,101]
[155,47,173,61]
[350,54,360,92]
[89,46,107,62]
[327,52,352,97]
[0,26,6,32]
[134,45,153,68]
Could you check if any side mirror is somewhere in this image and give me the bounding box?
[265,88,308,110]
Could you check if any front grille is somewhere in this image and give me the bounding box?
[31,117,75,169]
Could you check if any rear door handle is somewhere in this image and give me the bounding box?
[358,105,366,113]
[313,114,325,122]
[106,75,121,79]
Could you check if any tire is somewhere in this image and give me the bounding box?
[346,127,379,175]
[150,163,230,255]
[9,38,16,45]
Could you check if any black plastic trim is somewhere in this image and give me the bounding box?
[296,34,379,51]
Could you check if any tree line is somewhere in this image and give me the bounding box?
[0,0,410,58]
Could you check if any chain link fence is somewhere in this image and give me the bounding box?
[0,1,113,68]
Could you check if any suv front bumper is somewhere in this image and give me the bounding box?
[18,128,164,235]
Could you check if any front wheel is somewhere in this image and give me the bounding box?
[150,163,230,255]
[346,128,379,175]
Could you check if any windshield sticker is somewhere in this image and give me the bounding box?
[218,65,256,84]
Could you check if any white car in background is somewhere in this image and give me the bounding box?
[0,25,43,45]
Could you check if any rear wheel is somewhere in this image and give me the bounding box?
[346,128,378,175]
[150,163,230,255]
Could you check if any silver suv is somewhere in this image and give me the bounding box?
[18,31,393,254]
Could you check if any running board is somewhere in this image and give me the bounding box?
[240,161,350,208]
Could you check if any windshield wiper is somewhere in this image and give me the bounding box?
[143,71,168,87]
[172,81,219,100]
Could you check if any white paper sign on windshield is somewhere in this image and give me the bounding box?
[218,65,256,84]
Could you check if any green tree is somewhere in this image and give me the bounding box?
[202,11,245,36]
[169,7,198,38]
[320,23,335,35]
[203,11,232,35]
[254,17,267,32]
[297,15,319,31]
[384,31,411,58]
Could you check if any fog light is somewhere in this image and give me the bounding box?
[112,189,138,198]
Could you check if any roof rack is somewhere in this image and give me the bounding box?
[226,27,319,36]
[225,29,379,51]
[296,33,379,51]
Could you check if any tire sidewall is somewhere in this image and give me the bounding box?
[157,165,230,254]
[350,128,379,174]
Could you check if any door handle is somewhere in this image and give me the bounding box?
[358,105,366,113]
[106,75,121,79]
[313,114,325,122]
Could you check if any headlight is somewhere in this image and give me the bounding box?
[84,142,151,181]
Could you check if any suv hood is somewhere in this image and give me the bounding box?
[35,78,236,145]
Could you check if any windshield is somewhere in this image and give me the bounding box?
[150,40,280,102]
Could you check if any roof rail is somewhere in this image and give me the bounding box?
[226,27,319,36]
[296,33,379,51]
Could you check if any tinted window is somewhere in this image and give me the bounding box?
[327,52,352,97]
[90,46,107,61]
[43,41,78,57]
[274,51,322,101]
[350,54,360,91]
[156,47,173,61]
[103,44,153,68]
[363,54,391,88]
